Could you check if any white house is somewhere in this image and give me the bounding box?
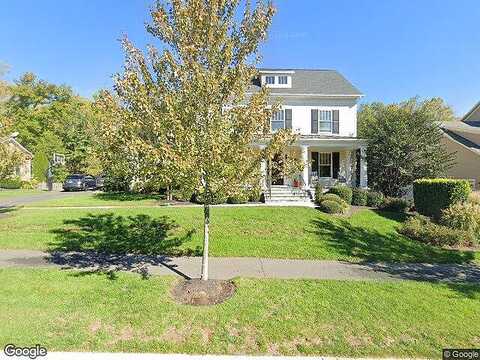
[249,69,367,202]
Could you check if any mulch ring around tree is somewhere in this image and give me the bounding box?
[171,278,236,306]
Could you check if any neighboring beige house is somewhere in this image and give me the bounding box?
[1,134,33,181]
[441,101,480,190]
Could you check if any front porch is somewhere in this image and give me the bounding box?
[260,138,368,197]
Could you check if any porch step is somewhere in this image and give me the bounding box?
[264,186,313,203]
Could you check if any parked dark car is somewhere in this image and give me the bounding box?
[63,174,97,191]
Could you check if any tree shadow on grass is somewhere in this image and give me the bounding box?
[311,215,475,265]
[48,213,200,279]
[310,214,480,297]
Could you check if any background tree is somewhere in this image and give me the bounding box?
[358,97,455,197]
[97,0,299,281]
[0,63,24,180]
[3,72,102,180]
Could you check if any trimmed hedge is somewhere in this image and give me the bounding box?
[314,183,324,205]
[413,178,471,219]
[328,186,352,204]
[0,178,22,189]
[318,199,345,214]
[367,191,384,207]
[352,188,368,206]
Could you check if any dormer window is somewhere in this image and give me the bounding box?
[265,76,275,85]
[260,71,294,88]
[278,75,288,85]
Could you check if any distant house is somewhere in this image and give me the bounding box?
[1,134,33,181]
[441,101,480,190]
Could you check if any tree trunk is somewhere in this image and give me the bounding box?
[201,203,210,280]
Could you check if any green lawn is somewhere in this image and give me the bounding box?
[0,268,478,357]
[26,192,167,207]
[0,206,477,263]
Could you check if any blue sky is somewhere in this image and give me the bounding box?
[1,0,479,115]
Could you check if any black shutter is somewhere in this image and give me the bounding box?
[311,109,318,134]
[312,152,319,174]
[332,110,339,134]
[332,152,340,179]
[355,149,361,187]
[285,109,292,129]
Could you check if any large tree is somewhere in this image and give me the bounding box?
[358,97,455,197]
[3,73,102,179]
[0,64,24,180]
[97,0,299,280]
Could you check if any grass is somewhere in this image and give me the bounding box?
[25,191,167,207]
[0,189,42,199]
[0,206,478,263]
[0,268,478,357]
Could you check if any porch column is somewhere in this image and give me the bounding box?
[259,145,267,190]
[360,146,368,188]
[301,145,309,189]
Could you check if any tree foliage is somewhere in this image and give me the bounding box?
[2,73,102,179]
[358,97,455,197]
[97,0,300,279]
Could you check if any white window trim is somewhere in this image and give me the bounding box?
[262,75,291,88]
[271,109,285,132]
[265,75,275,85]
[312,109,334,134]
[318,152,333,178]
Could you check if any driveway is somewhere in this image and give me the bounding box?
[0,190,85,208]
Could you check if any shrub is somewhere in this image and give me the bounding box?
[318,199,345,214]
[367,191,384,207]
[328,185,352,204]
[20,179,39,190]
[468,192,480,205]
[380,197,411,213]
[413,178,471,219]
[314,183,324,205]
[400,214,476,247]
[440,202,480,237]
[352,188,368,206]
[227,192,249,204]
[191,192,227,205]
[0,177,22,189]
[320,193,345,204]
[247,187,262,202]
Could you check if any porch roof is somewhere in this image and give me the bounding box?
[254,136,367,149]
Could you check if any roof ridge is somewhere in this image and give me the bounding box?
[258,68,337,72]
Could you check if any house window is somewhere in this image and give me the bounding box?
[319,110,332,132]
[265,76,275,85]
[319,153,332,177]
[278,75,288,85]
[271,110,285,131]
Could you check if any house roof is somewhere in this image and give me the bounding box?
[0,135,33,158]
[441,120,480,135]
[442,128,480,155]
[249,68,363,97]
[461,101,480,126]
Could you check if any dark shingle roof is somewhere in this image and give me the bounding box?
[249,68,362,96]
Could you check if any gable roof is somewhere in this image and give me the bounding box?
[249,68,363,97]
[461,101,480,127]
[442,128,480,155]
[0,136,33,158]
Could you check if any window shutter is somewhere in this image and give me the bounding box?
[332,110,339,134]
[312,152,319,174]
[285,109,292,129]
[332,152,340,179]
[311,109,318,134]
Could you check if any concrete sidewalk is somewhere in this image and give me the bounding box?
[0,250,479,283]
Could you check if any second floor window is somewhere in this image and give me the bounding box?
[319,110,332,132]
[265,76,275,85]
[278,75,288,84]
[271,110,285,131]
